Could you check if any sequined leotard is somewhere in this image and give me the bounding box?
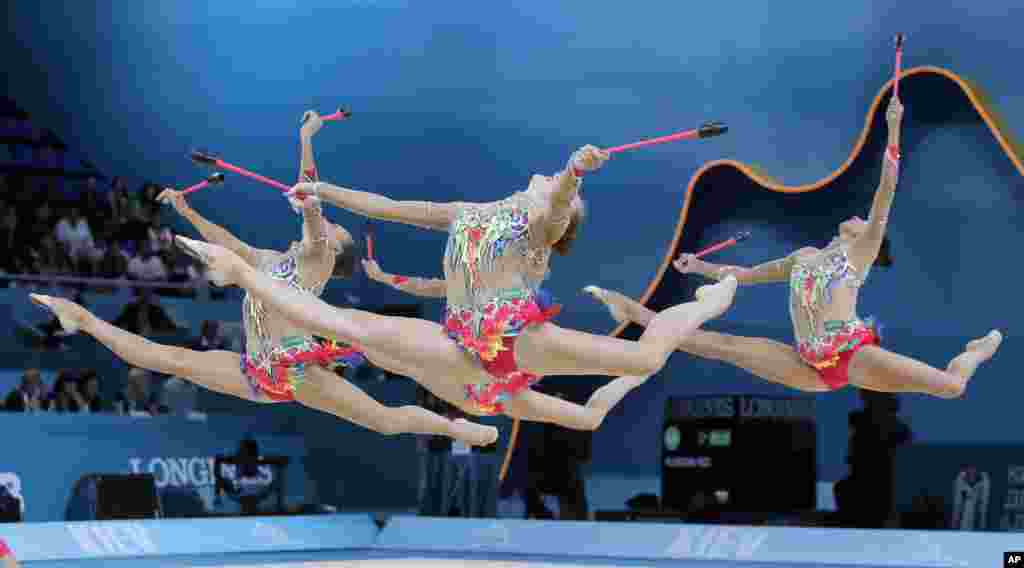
[442,192,560,414]
[788,242,879,389]
[241,243,363,402]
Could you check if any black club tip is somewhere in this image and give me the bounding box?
[189,150,218,166]
[698,121,728,138]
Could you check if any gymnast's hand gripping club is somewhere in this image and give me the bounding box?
[890,33,905,159]
[364,221,375,262]
[190,150,295,193]
[605,121,727,154]
[663,231,752,277]
[693,231,751,259]
[181,172,225,195]
[319,106,352,122]
[568,121,728,176]
[187,105,352,196]
[893,33,905,101]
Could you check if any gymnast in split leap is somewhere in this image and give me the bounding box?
[172,141,738,431]
[584,97,1002,397]
[31,111,498,446]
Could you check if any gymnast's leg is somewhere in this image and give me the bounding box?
[30,294,261,401]
[514,277,738,378]
[296,367,497,445]
[846,332,1002,398]
[583,285,830,392]
[502,375,649,431]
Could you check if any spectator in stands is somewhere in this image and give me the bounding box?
[139,183,162,222]
[93,213,120,247]
[165,246,201,290]
[114,181,149,247]
[114,368,167,415]
[78,370,106,413]
[136,207,168,256]
[0,203,32,274]
[79,176,106,227]
[22,203,54,252]
[48,369,83,413]
[191,320,230,351]
[127,249,168,282]
[145,215,173,256]
[31,235,73,275]
[94,239,129,279]
[54,206,101,273]
[112,289,178,334]
[0,471,21,523]
[3,368,46,412]
[215,438,279,515]
[108,176,133,223]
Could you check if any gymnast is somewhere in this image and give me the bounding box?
[584,97,1002,397]
[171,141,738,429]
[31,111,498,446]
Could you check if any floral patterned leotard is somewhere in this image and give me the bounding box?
[788,242,879,389]
[442,193,560,414]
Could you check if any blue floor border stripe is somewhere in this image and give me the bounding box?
[2,515,1020,567]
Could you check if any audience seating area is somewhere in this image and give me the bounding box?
[2,96,210,292]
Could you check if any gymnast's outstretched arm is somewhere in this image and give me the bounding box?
[157,188,260,267]
[362,258,446,298]
[542,145,608,244]
[298,110,324,184]
[673,253,797,285]
[288,181,466,232]
[293,111,336,260]
[850,96,903,269]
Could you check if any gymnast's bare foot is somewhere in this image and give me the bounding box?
[175,236,240,286]
[646,275,736,350]
[947,330,1003,388]
[29,294,90,334]
[582,285,629,324]
[695,274,738,318]
[453,418,499,446]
